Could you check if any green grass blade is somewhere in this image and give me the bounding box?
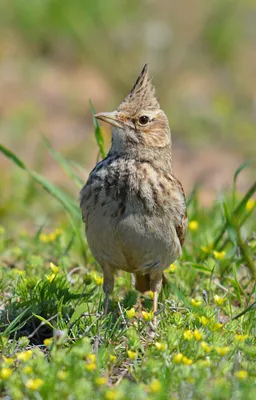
[89,99,106,159]
[0,143,26,169]
[42,135,84,188]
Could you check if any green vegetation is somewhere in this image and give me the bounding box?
[0,121,255,399]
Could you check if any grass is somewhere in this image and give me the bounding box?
[0,118,256,399]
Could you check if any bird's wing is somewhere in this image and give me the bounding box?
[173,177,188,247]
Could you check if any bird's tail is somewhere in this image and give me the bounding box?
[135,272,167,293]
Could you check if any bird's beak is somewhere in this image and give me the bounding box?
[94,111,124,129]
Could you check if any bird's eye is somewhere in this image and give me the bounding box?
[138,115,149,125]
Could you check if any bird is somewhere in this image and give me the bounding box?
[80,64,187,318]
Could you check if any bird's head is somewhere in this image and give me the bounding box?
[94,64,171,152]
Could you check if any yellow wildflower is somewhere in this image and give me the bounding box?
[215,346,230,356]
[14,269,25,275]
[43,338,53,347]
[0,368,13,379]
[23,366,33,374]
[200,316,210,326]
[50,262,59,274]
[191,299,202,307]
[85,363,97,371]
[95,376,107,386]
[234,370,248,379]
[210,322,223,331]
[149,291,154,299]
[16,350,32,361]
[39,233,49,243]
[182,356,193,365]
[235,334,248,342]
[105,390,118,400]
[109,354,116,363]
[3,356,15,365]
[173,353,183,364]
[127,350,137,360]
[87,354,96,363]
[201,342,211,353]
[213,251,226,260]
[55,228,63,236]
[93,273,104,286]
[201,245,212,254]
[155,342,167,351]
[57,371,68,380]
[25,378,44,390]
[188,220,199,231]
[166,263,176,273]
[126,307,136,319]
[142,311,154,321]
[45,273,56,283]
[184,330,193,340]
[214,295,226,306]
[148,379,161,393]
[194,330,203,341]
[246,199,255,212]
[197,359,211,367]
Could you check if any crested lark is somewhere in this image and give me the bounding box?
[80,64,187,317]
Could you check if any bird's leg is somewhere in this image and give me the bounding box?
[150,272,163,325]
[102,265,114,316]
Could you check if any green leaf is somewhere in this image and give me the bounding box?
[0,143,26,169]
[190,263,213,274]
[33,314,55,329]
[90,99,106,159]
[69,303,88,325]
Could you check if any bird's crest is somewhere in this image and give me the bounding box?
[117,64,160,115]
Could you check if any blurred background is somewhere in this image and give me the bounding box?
[0,0,255,228]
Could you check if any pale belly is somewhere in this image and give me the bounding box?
[86,202,181,275]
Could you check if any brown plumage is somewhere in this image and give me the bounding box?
[80,64,187,319]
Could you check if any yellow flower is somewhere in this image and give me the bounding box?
[197,359,211,367]
[148,379,161,393]
[173,353,183,364]
[85,363,97,371]
[43,337,53,347]
[166,263,176,273]
[57,371,68,380]
[87,354,96,363]
[215,346,230,356]
[214,295,226,306]
[14,269,25,275]
[16,350,32,361]
[23,366,33,374]
[45,273,56,283]
[142,311,154,321]
[3,356,15,365]
[149,291,154,299]
[191,299,202,307]
[235,334,248,342]
[193,330,203,341]
[188,220,199,231]
[109,354,116,363]
[210,322,223,331]
[200,316,210,326]
[184,330,193,340]
[126,307,136,319]
[127,350,137,360]
[25,378,44,390]
[234,370,248,379]
[201,342,211,353]
[55,228,63,236]
[93,273,104,286]
[155,342,167,351]
[246,199,255,212]
[0,368,13,379]
[213,251,226,260]
[50,262,59,274]
[182,356,193,365]
[105,390,118,400]
[39,233,49,243]
[95,376,107,386]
